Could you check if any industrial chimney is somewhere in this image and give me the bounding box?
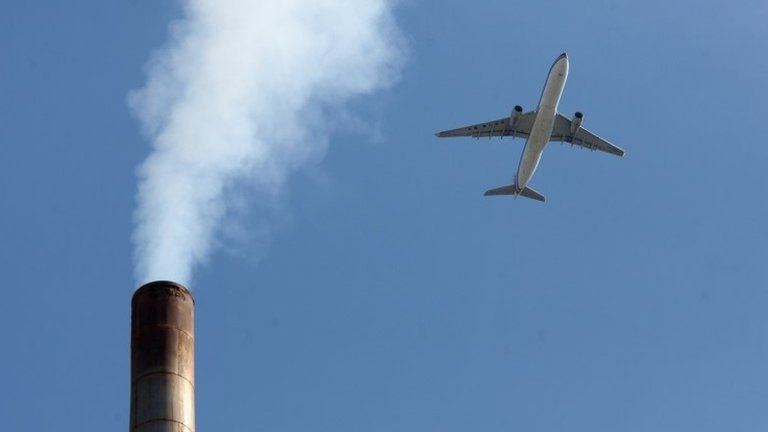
[130,281,196,432]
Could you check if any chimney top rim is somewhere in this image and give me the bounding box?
[133,280,195,304]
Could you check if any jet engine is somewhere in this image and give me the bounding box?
[509,105,523,127]
[570,111,583,134]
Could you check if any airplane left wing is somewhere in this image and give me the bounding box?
[436,111,536,139]
[551,113,625,157]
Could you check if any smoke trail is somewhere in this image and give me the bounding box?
[130,0,404,285]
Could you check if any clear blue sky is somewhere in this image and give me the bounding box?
[2,1,768,430]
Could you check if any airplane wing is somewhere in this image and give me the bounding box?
[436,111,536,139]
[551,113,625,157]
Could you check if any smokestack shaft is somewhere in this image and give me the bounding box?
[130,281,195,432]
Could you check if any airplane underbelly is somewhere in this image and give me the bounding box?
[513,54,568,190]
[516,111,554,188]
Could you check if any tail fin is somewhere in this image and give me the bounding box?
[484,184,545,202]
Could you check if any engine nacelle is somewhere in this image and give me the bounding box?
[570,111,583,134]
[509,105,523,127]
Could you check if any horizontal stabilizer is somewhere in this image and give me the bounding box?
[484,185,518,196]
[484,184,545,202]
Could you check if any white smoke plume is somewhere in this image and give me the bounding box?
[130,0,404,286]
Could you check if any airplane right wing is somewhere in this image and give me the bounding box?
[436,111,536,139]
[551,113,625,157]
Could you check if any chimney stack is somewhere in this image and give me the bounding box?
[130,281,196,432]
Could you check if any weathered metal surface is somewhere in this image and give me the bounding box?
[130,281,195,432]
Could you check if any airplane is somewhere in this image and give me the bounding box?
[435,53,624,202]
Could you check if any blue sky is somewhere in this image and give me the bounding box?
[2,1,768,431]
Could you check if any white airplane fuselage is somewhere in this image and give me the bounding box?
[515,53,569,190]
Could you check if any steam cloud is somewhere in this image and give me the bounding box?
[130,0,403,285]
